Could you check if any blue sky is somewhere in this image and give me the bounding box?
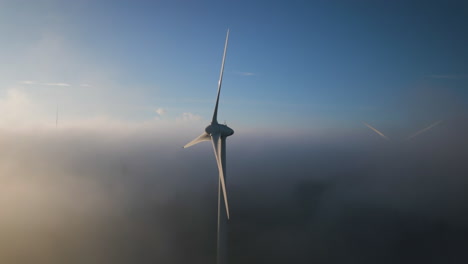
[1,0,467,134]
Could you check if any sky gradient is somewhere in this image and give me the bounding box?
[1,0,467,135]
[1,1,468,263]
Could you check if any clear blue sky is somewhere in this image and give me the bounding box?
[1,0,467,133]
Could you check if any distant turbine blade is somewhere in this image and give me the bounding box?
[211,133,230,219]
[184,132,211,148]
[363,122,390,140]
[407,120,442,140]
[212,29,229,124]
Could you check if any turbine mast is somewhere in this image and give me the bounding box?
[217,136,228,264]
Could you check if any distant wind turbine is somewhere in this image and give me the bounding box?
[362,120,443,141]
[184,29,234,264]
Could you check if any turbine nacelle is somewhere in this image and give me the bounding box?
[206,123,234,137]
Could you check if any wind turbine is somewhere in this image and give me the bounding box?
[183,29,233,264]
[363,120,443,140]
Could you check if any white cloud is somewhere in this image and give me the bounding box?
[236,71,256,76]
[0,88,205,135]
[156,108,167,116]
[18,81,72,87]
[180,112,202,121]
[19,80,35,85]
[43,83,71,87]
[80,84,91,87]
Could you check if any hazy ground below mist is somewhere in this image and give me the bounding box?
[1,119,468,264]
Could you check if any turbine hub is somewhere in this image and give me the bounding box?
[205,123,234,137]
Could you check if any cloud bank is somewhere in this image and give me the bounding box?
[0,113,467,264]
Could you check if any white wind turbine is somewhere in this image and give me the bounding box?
[183,29,233,264]
[363,120,443,140]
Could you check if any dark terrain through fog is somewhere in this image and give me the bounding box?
[1,117,467,264]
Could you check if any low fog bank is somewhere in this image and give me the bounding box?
[1,118,468,264]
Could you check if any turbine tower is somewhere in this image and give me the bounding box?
[184,29,233,264]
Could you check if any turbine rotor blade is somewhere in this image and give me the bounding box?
[183,132,211,148]
[212,29,229,124]
[211,133,230,219]
[407,120,442,140]
[363,122,390,140]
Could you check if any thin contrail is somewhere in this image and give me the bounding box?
[407,120,442,140]
[363,122,390,140]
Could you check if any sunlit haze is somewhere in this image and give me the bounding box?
[1,1,467,263]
